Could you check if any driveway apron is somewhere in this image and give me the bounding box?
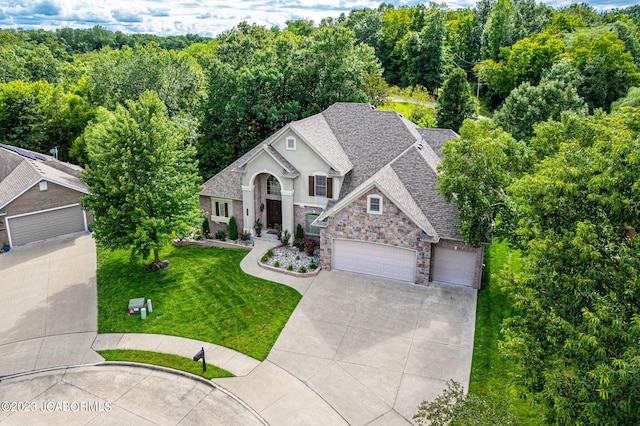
[0,233,102,376]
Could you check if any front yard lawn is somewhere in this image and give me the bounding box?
[97,245,302,361]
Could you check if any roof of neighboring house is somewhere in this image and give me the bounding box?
[0,144,88,209]
[200,102,463,241]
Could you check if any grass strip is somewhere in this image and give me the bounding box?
[470,240,540,424]
[98,349,233,380]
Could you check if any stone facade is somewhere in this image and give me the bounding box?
[320,188,433,285]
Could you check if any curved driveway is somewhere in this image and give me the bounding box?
[0,234,478,425]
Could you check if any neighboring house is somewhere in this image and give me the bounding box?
[0,144,91,248]
[200,103,484,288]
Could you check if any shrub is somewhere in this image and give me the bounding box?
[296,255,300,260]
[274,261,280,268]
[304,239,317,256]
[298,266,307,273]
[294,238,305,252]
[295,223,304,240]
[215,230,226,241]
[286,264,294,271]
[228,216,238,240]
[240,230,251,241]
[309,261,318,270]
[202,218,211,239]
[280,229,291,246]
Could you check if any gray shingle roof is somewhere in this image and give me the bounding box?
[391,147,464,241]
[200,102,463,241]
[0,146,88,209]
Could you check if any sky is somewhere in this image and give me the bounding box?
[0,0,637,37]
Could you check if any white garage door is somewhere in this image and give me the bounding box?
[333,239,416,282]
[432,247,477,287]
[8,205,86,246]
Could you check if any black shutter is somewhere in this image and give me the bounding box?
[327,177,333,198]
[308,176,315,196]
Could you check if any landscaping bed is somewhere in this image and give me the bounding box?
[259,243,320,275]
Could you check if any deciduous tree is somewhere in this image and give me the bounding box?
[81,91,203,270]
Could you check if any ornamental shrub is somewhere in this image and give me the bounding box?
[228,216,238,240]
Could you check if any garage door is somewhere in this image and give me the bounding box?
[432,247,477,287]
[8,205,86,246]
[333,239,416,282]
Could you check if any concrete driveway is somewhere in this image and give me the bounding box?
[0,233,102,377]
[222,252,478,425]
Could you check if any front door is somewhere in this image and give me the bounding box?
[266,199,282,229]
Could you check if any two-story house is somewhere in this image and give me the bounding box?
[200,103,484,288]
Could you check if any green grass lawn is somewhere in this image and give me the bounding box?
[470,241,541,424]
[98,349,234,380]
[97,245,302,361]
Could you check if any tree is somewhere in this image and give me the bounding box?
[436,120,528,247]
[493,78,587,141]
[401,4,448,94]
[569,32,640,112]
[482,0,516,61]
[81,91,203,270]
[414,381,520,426]
[436,67,475,131]
[500,108,640,424]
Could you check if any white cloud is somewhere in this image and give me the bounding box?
[0,0,635,36]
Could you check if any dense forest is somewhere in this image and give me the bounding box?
[2,1,640,424]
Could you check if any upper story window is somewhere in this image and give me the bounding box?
[367,194,383,214]
[39,181,48,191]
[286,137,296,150]
[308,175,333,198]
[315,176,327,197]
[267,175,281,195]
[309,175,333,198]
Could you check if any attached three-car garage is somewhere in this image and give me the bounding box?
[7,205,87,246]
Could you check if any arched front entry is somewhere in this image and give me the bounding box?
[265,175,282,229]
[244,171,294,237]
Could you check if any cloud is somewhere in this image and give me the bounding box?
[111,8,144,23]
[0,0,636,37]
[33,0,61,16]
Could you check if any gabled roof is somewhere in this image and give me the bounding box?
[200,102,463,241]
[0,144,88,209]
[315,159,439,241]
[315,145,464,242]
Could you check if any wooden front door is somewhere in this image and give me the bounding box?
[266,199,282,229]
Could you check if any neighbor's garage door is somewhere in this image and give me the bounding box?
[333,239,416,282]
[432,247,477,287]
[8,206,86,246]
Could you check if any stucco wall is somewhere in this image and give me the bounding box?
[319,188,433,285]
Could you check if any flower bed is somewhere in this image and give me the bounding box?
[260,244,320,275]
